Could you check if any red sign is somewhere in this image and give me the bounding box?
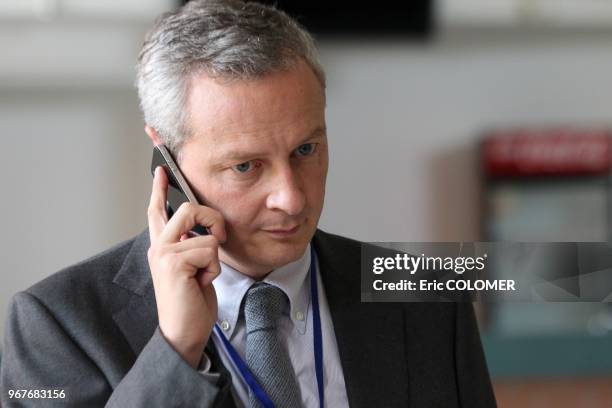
[483,129,612,177]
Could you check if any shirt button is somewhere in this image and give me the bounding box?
[295,311,305,321]
[221,320,231,331]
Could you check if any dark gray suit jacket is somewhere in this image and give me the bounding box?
[1,229,496,407]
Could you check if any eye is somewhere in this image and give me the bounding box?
[295,143,317,157]
[233,161,253,173]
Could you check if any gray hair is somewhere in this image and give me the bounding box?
[136,0,326,154]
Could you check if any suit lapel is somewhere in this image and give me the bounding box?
[111,230,159,356]
[313,230,410,408]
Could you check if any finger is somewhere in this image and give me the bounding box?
[198,266,221,288]
[159,202,226,244]
[172,235,219,253]
[180,247,221,279]
[148,166,169,241]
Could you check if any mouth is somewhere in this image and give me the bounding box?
[262,224,301,238]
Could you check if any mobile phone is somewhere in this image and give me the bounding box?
[150,144,209,236]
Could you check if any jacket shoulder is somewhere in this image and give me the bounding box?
[314,229,363,249]
[314,228,402,260]
[24,233,142,316]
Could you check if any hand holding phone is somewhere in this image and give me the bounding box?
[147,145,226,369]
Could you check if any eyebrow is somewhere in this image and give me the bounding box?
[215,125,327,164]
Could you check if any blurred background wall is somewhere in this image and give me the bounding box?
[2,0,612,406]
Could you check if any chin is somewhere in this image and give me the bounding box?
[260,237,310,268]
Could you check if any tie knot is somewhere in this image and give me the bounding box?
[243,283,288,334]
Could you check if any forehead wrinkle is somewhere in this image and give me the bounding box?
[196,99,323,153]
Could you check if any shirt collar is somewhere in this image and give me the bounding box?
[213,244,311,338]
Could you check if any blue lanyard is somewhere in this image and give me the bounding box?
[214,245,324,408]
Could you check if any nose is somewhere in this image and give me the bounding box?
[266,166,306,216]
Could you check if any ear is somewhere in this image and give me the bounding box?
[144,125,163,146]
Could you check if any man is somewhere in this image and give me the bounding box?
[1,0,496,407]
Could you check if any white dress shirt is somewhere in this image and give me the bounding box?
[205,244,349,408]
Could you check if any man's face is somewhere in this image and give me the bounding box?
[178,60,328,277]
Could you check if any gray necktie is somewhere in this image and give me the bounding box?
[244,282,301,408]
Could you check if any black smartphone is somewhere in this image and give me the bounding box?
[150,144,209,235]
